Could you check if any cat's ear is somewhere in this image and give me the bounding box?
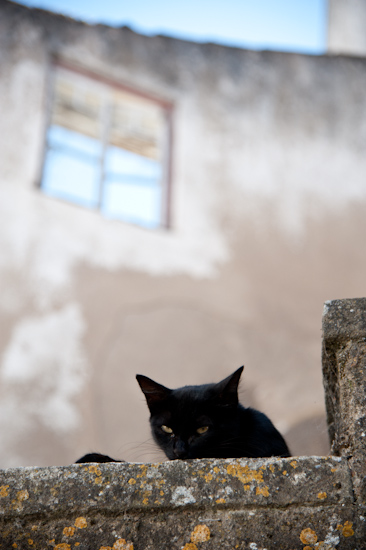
[214,366,244,406]
[136,374,171,411]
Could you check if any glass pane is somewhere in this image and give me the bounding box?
[101,178,161,228]
[48,125,102,158]
[105,146,161,179]
[41,148,100,208]
[52,73,102,140]
[109,90,165,160]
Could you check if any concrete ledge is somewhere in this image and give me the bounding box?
[0,457,362,549]
[322,298,366,342]
[0,457,353,516]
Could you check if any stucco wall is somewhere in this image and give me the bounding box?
[1,1,366,467]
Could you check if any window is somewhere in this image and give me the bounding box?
[41,62,173,229]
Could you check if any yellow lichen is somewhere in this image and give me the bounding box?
[216,498,226,504]
[190,524,211,543]
[244,485,250,491]
[282,471,287,476]
[160,490,164,496]
[88,465,101,476]
[142,489,152,504]
[213,467,220,474]
[12,489,30,510]
[31,526,38,531]
[136,466,148,479]
[0,485,9,497]
[182,545,198,550]
[255,486,269,497]
[342,521,354,537]
[226,463,264,485]
[54,545,71,550]
[204,473,213,482]
[99,547,111,550]
[317,492,327,500]
[74,517,87,529]
[269,464,275,473]
[94,477,102,485]
[300,528,318,545]
[12,544,17,548]
[303,546,312,550]
[63,527,75,537]
[27,540,33,546]
[112,539,134,550]
[290,461,298,469]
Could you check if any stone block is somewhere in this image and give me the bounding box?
[0,457,361,549]
[322,298,366,508]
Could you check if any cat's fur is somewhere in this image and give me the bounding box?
[75,452,122,463]
[136,366,290,459]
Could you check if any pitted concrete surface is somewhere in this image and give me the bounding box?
[0,456,362,549]
[0,456,353,516]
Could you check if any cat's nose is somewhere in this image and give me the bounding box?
[173,440,188,459]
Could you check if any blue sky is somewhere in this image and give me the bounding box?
[15,0,327,54]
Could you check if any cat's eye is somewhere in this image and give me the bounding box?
[197,426,209,435]
[161,425,173,434]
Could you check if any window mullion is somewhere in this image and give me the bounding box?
[97,91,111,210]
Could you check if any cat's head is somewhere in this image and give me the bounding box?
[136,366,244,460]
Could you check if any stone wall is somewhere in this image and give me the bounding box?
[1,298,365,549]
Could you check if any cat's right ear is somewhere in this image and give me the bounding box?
[136,374,171,411]
[214,366,244,406]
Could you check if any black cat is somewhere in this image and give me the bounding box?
[136,366,290,460]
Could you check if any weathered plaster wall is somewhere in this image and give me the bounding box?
[1,1,366,466]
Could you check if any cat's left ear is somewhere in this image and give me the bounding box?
[214,366,244,406]
[136,374,171,412]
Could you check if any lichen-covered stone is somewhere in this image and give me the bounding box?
[0,456,353,518]
[0,456,361,548]
[323,298,366,508]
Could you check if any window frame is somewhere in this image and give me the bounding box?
[38,58,174,230]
